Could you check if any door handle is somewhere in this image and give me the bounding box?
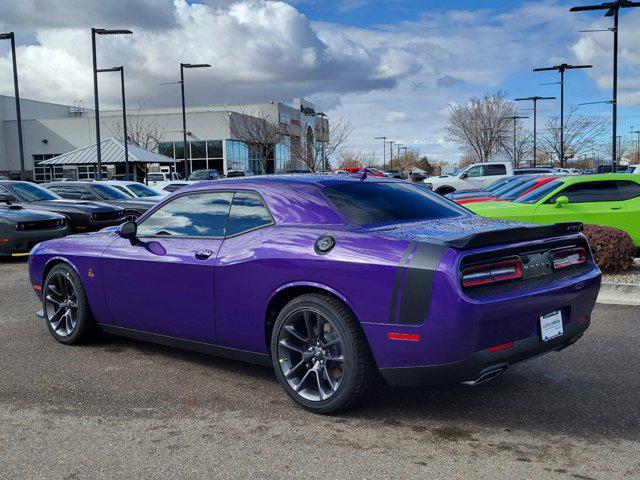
[610,207,622,210]
[194,250,213,260]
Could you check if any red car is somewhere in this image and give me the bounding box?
[343,167,385,177]
[456,177,558,205]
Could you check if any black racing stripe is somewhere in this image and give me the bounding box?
[396,243,447,325]
[388,241,416,323]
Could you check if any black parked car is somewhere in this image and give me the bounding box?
[0,181,126,232]
[0,202,68,257]
[187,169,220,181]
[44,181,157,220]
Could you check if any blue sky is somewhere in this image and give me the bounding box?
[0,0,639,163]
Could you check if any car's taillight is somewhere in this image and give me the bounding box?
[551,247,586,271]
[461,258,523,287]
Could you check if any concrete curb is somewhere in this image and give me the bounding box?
[597,282,640,306]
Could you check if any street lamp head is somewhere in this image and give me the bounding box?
[0,32,14,40]
[182,63,212,69]
[96,66,123,73]
[94,28,133,35]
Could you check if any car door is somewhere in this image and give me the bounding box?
[531,181,627,231]
[214,191,275,353]
[618,180,640,244]
[100,190,233,343]
[463,165,485,188]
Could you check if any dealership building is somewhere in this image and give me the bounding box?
[0,95,324,181]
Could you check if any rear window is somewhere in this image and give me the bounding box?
[515,180,561,204]
[323,182,469,226]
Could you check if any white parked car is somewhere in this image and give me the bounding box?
[625,165,640,175]
[101,180,167,199]
[152,180,194,194]
[423,161,513,195]
[146,172,183,186]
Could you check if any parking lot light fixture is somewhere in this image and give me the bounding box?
[386,140,395,169]
[180,63,211,178]
[515,96,556,166]
[533,64,592,167]
[0,32,26,180]
[570,1,640,171]
[91,28,133,180]
[374,137,387,168]
[97,66,129,181]
[503,116,529,167]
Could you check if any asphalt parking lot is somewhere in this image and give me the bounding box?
[0,259,638,479]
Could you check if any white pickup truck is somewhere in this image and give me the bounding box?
[423,161,513,195]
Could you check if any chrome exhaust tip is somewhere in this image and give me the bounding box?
[460,367,505,386]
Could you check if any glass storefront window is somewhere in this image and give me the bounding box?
[190,141,206,159]
[174,142,185,160]
[158,142,175,159]
[207,140,223,158]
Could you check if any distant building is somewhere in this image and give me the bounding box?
[0,95,326,181]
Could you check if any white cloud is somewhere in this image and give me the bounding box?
[385,111,407,123]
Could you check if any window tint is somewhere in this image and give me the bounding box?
[92,184,130,199]
[617,181,640,201]
[127,183,160,197]
[485,164,507,176]
[515,180,561,204]
[324,182,469,226]
[466,166,483,178]
[9,183,60,201]
[137,192,233,237]
[0,185,19,201]
[112,185,135,197]
[547,181,620,204]
[147,174,165,181]
[486,177,515,193]
[50,186,94,199]
[492,177,530,197]
[226,192,273,236]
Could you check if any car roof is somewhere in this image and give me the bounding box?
[556,173,640,185]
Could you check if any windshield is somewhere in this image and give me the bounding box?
[500,179,542,201]
[324,182,470,226]
[515,180,562,204]
[8,182,60,201]
[491,178,530,197]
[127,183,161,197]
[626,166,638,174]
[486,177,515,193]
[92,184,130,199]
[188,170,217,180]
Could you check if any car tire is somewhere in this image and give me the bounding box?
[43,263,96,345]
[271,293,375,414]
[435,186,455,195]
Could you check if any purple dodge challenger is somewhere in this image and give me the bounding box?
[28,175,601,413]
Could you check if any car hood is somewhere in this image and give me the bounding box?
[360,214,580,249]
[464,200,532,214]
[0,205,65,223]
[27,199,121,213]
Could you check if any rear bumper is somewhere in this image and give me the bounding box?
[379,319,589,387]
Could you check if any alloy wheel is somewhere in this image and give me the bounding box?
[276,308,346,402]
[44,272,78,338]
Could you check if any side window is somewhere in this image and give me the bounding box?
[466,166,483,178]
[137,192,233,238]
[617,181,640,201]
[484,164,507,176]
[0,185,18,201]
[112,185,134,197]
[51,186,94,199]
[226,192,273,237]
[547,181,620,204]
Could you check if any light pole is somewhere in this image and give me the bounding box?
[387,140,395,169]
[396,143,402,160]
[0,33,25,180]
[91,28,132,180]
[97,66,130,180]
[571,1,640,171]
[374,136,387,168]
[316,112,327,172]
[503,116,529,166]
[515,96,555,166]
[533,63,592,167]
[180,63,211,178]
[630,128,640,164]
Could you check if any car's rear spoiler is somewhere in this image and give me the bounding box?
[444,222,583,249]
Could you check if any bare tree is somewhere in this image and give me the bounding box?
[225,108,286,174]
[538,107,608,167]
[445,92,515,162]
[497,126,533,167]
[337,151,364,169]
[108,107,167,151]
[291,117,352,172]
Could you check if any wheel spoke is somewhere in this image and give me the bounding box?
[316,316,326,343]
[323,338,340,349]
[323,366,338,392]
[278,338,304,355]
[314,368,328,400]
[294,368,314,392]
[284,360,305,379]
[303,311,314,341]
[326,355,344,363]
[49,307,65,330]
[45,294,62,306]
[284,324,307,344]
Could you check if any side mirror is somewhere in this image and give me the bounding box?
[554,196,569,209]
[460,172,468,179]
[117,221,138,242]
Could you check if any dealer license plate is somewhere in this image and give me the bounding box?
[540,310,563,342]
